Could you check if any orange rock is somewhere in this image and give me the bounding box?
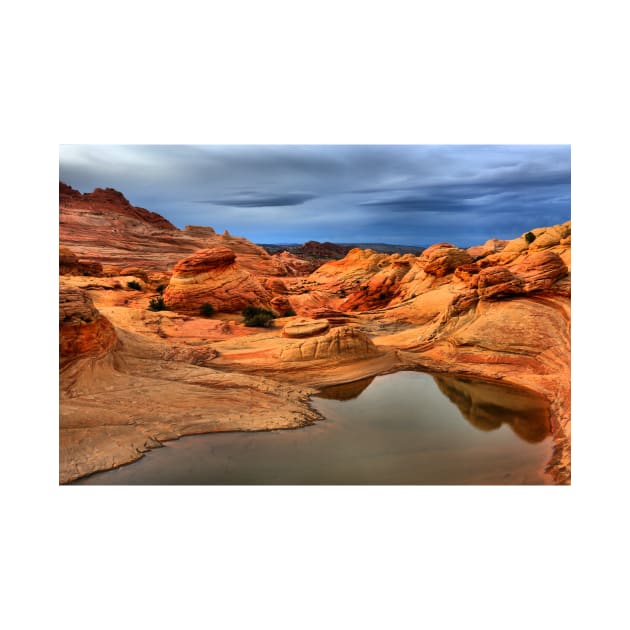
[418,243,473,277]
[510,251,568,293]
[278,326,381,362]
[264,277,288,294]
[163,247,271,314]
[59,182,290,276]
[270,296,294,315]
[273,251,319,275]
[477,266,524,300]
[59,283,117,366]
[282,319,330,338]
[59,246,103,276]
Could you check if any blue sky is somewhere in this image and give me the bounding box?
[59,144,570,247]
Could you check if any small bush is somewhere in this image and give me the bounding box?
[524,231,536,244]
[378,292,388,301]
[283,306,297,317]
[148,296,167,311]
[155,284,166,294]
[200,302,214,317]
[127,280,142,291]
[242,306,276,328]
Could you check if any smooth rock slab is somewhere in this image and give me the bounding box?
[282,319,330,338]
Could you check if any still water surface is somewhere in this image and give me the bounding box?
[76,371,553,485]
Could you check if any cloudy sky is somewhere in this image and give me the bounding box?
[59,145,570,247]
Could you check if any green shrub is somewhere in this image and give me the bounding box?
[155,284,166,294]
[200,302,215,317]
[283,306,297,317]
[148,296,167,311]
[524,231,536,244]
[242,306,276,328]
[127,280,142,291]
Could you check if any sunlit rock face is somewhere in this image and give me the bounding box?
[59,182,292,276]
[416,243,473,278]
[163,247,272,314]
[278,326,381,362]
[59,282,117,367]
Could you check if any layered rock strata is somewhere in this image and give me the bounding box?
[163,247,271,313]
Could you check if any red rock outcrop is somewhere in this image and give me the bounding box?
[59,282,117,367]
[59,246,103,276]
[341,258,412,311]
[466,238,508,259]
[510,251,568,293]
[270,296,294,315]
[417,243,473,277]
[59,182,291,276]
[477,266,524,299]
[163,247,271,313]
[273,251,320,275]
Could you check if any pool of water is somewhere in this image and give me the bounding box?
[75,371,553,485]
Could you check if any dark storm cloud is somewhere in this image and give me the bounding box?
[198,192,317,207]
[59,144,570,247]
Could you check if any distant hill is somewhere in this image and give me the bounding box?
[260,240,425,261]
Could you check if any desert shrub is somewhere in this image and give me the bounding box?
[242,306,277,328]
[378,292,388,300]
[148,296,167,311]
[200,302,215,317]
[155,284,166,294]
[127,280,142,291]
[283,306,297,317]
[525,231,536,244]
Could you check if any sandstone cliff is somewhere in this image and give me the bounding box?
[59,182,293,276]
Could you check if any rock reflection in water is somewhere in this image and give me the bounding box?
[432,374,550,443]
[315,376,375,400]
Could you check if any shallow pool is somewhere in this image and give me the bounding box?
[75,371,553,485]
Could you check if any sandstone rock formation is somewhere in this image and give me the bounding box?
[163,247,271,313]
[278,326,381,362]
[58,182,571,486]
[60,182,295,276]
[59,282,117,367]
[59,246,103,276]
[273,251,320,275]
[417,243,473,278]
[282,319,330,338]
